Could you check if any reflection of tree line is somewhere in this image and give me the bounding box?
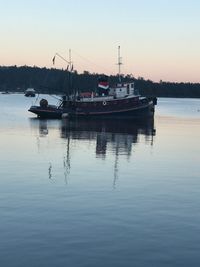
[35,118,156,186]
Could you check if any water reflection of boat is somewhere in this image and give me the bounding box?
[30,117,155,186]
[31,117,155,155]
[61,119,155,139]
[61,118,155,187]
[60,118,155,156]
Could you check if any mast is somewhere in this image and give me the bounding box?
[117,46,122,82]
[68,49,73,98]
[52,50,73,100]
[68,49,73,71]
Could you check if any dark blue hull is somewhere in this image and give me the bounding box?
[28,97,156,119]
[70,103,155,119]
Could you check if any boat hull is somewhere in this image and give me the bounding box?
[28,106,63,119]
[70,102,155,119]
[29,99,155,119]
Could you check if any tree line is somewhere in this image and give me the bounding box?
[0,65,200,98]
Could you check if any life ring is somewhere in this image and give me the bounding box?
[102,101,107,106]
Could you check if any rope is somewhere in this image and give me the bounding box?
[71,49,113,74]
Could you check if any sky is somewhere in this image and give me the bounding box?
[1,0,200,82]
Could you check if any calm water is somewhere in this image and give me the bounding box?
[0,94,200,267]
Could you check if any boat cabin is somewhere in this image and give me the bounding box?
[109,82,137,98]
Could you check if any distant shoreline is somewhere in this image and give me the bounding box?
[0,66,200,98]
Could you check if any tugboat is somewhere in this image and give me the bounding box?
[28,47,157,119]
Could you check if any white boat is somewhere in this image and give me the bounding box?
[25,88,36,97]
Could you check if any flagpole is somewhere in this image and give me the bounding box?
[68,49,72,98]
[69,49,72,70]
[118,46,122,82]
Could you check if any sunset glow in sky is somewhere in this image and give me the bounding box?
[1,0,200,82]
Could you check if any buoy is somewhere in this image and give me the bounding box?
[40,98,48,107]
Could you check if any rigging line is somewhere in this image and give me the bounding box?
[50,95,62,101]
[34,93,40,104]
[71,49,112,74]
[54,53,71,65]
